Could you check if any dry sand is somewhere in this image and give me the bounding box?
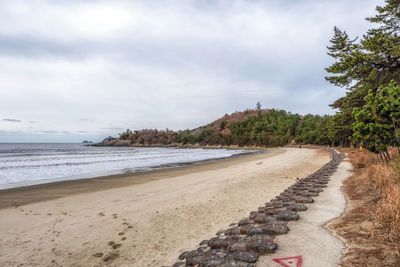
[0,147,329,266]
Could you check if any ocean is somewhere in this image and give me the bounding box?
[0,143,248,189]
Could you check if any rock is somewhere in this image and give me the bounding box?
[245,234,274,242]
[208,237,228,249]
[205,248,227,258]
[238,218,254,226]
[294,196,314,203]
[275,210,300,221]
[242,225,263,236]
[186,255,205,266]
[178,251,189,260]
[261,222,289,235]
[198,258,226,267]
[198,246,208,253]
[225,227,241,236]
[172,262,185,267]
[228,241,247,252]
[227,251,259,263]
[253,214,276,224]
[219,260,255,267]
[224,235,242,243]
[286,203,307,212]
[308,188,323,193]
[216,230,226,236]
[246,239,277,254]
[181,250,200,261]
[249,211,258,220]
[200,240,209,246]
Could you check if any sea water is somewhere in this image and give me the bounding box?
[0,143,248,189]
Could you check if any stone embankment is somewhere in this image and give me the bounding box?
[169,149,345,267]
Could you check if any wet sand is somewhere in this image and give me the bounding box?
[0,147,329,266]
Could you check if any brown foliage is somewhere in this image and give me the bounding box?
[334,148,400,266]
[128,129,178,146]
[207,109,268,136]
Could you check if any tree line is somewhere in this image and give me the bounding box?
[172,110,342,147]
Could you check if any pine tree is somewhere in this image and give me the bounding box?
[325,0,400,145]
[352,81,400,158]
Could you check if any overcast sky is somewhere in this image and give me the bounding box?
[0,0,383,143]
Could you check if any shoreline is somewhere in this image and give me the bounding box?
[0,147,330,266]
[0,147,259,191]
[0,149,265,209]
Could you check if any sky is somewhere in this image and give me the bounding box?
[0,0,384,143]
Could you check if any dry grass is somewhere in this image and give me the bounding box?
[332,148,400,266]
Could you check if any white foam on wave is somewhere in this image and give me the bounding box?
[0,144,249,189]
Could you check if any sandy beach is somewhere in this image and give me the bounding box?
[0,147,330,266]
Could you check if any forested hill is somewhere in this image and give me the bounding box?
[96,108,342,147]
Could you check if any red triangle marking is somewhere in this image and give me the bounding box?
[272,255,303,267]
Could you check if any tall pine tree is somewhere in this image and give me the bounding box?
[325,0,400,145]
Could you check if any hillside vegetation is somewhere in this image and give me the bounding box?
[98,108,341,148]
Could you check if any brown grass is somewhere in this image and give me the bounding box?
[332,148,400,266]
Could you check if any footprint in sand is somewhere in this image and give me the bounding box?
[92,252,103,258]
[118,232,125,236]
[108,241,122,250]
[112,243,122,249]
[98,212,105,216]
[112,214,118,219]
[103,252,119,263]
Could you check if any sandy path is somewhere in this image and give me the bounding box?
[257,156,351,267]
[0,148,329,266]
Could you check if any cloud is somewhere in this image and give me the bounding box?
[2,118,22,122]
[102,127,124,131]
[0,0,385,142]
